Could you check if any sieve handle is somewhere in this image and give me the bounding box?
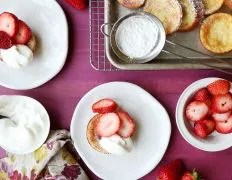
[100,23,114,37]
[163,40,232,76]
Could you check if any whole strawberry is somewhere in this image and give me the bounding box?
[157,159,185,180]
[182,170,200,180]
[65,0,87,10]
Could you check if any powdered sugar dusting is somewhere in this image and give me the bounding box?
[115,16,158,59]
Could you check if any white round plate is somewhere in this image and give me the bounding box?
[0,0,68,90]
[71,82,171,180]
[176,77,232,152]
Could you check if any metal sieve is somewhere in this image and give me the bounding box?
[101,12,166,64]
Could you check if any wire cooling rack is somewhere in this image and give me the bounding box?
[89,0,117,71]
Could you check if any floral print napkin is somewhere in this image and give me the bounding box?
[0,130,89,180]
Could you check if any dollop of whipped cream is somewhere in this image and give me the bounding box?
[99,134,133,155]
[0,45,33,69]
[0,96,49,154]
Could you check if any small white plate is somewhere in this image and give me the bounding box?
[71,82,171,180]
[0,0,68,90]
[176,77,232,152]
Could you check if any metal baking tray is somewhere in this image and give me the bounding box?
[103,0,232,70]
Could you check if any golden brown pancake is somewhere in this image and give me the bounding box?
[200,13,232,54]
[144,0,183,35]
[202,0,224,15]
[27,34,36,52]
[178,0,204,32]
[117,0,145,9]
[86,114,109,154]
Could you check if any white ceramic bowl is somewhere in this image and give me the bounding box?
[0,95,50,154]
[176,77,232,152]
[0,0,68,90]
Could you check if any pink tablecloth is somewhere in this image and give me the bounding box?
[0,1,231,179]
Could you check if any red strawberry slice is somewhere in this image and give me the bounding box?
[197,119,216,135]
[92,98,118,114]
[95,113,120,137]
[194,88,211,102]
[0,31,13,49]
[194,122,208,138]
[212,111,231,122]
[64,0,87,10]
[185,101,209,122]
[216,115,232,134]
[14,20,32,44]
[117,111,135,138]
[0,12,18,37]
[212,94,232,113]
[157,159,185,180]
[207,79,230,95]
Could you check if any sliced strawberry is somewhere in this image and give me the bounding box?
[197,119,216,135]
[117,111,135,138]
[194,122,208,138]
[95,113,120,137]
[194,88,211,102]
[216,115,232,134]
[212,94,232,113]
[0,12,18,37]
[185,101,209,122]
[14,20,32,44]
[212,111,231,122]
[92,98,118,114]
[207,79,230,95]
[0,31,13,49]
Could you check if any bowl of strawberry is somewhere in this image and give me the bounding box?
[176,78,232,151]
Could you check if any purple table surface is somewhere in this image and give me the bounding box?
[0,1,232,179]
